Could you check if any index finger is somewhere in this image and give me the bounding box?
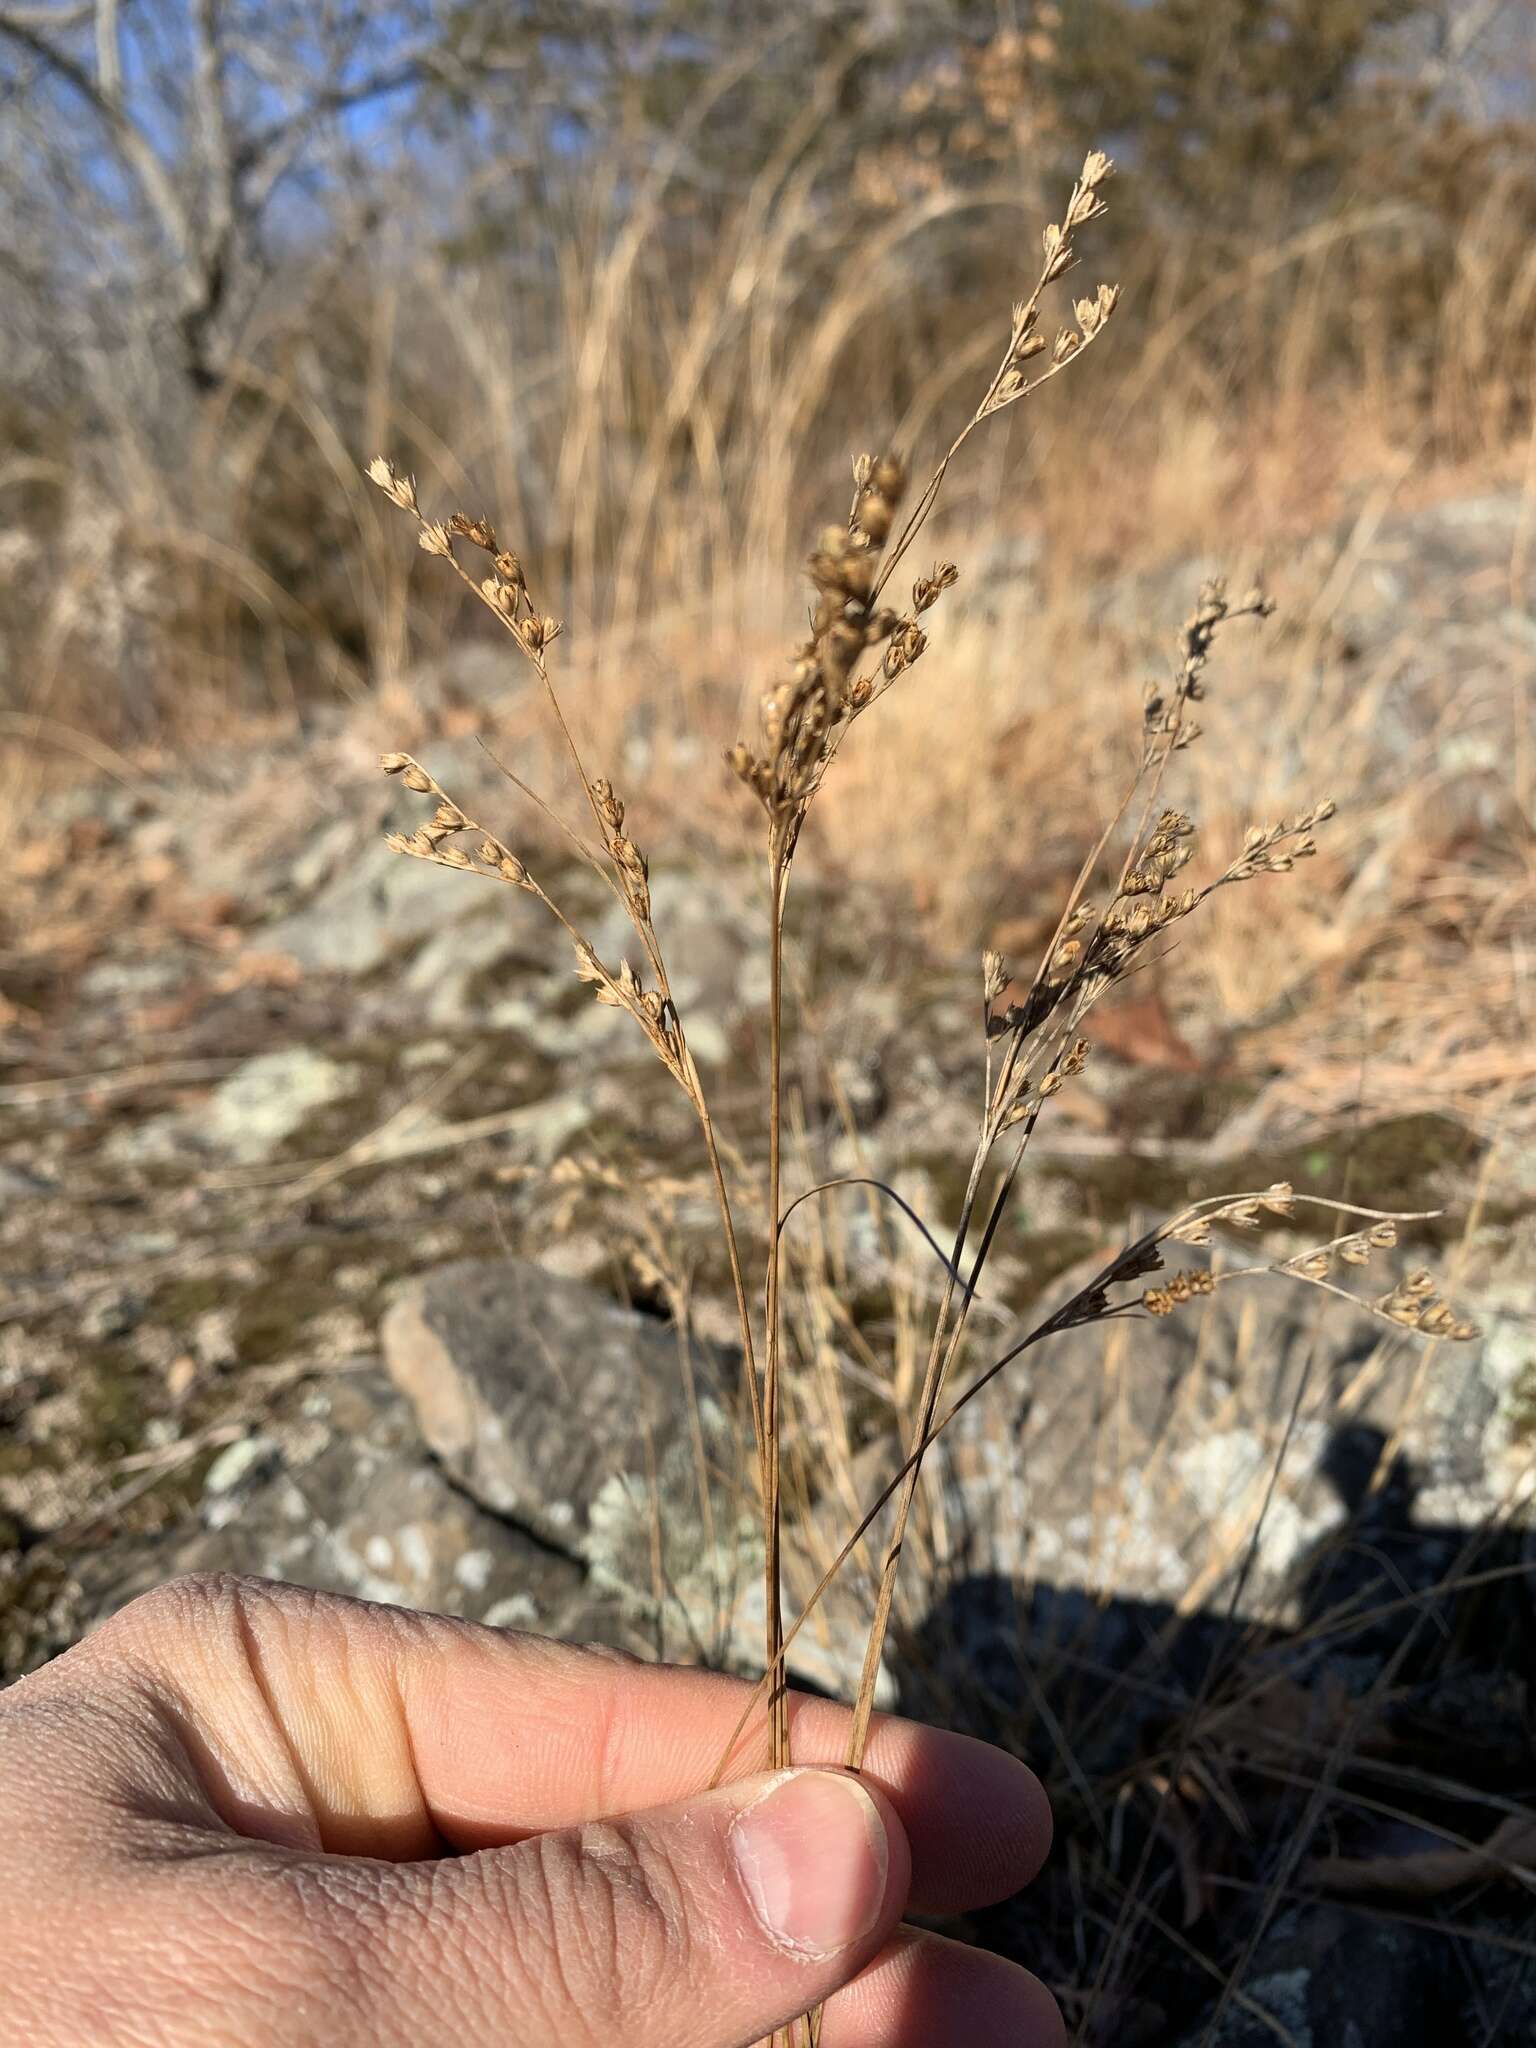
[407,1624,1051,1911]
[109,1576,1050,1916]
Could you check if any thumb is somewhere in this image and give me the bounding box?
[345,1766,909,2048]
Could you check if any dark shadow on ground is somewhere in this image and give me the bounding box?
[897,1424,1536,2047]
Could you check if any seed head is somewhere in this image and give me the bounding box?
[449,513,498,551]
[366,456,418,513]
[1081,149,1114,190]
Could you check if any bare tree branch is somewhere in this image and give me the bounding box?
[0,10,197,277]
[93,0,120,104]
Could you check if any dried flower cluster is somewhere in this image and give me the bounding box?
[987,149,1118,410]
[375,747,694,1089]
[1168,1185,1301,1245]
[981,770,1328,1141]
[1143,1268,1217,1317]
[1152,1193,1477,1341]
[1375,1270,1479,1341]
[1143,578,1276,755]
[730,148,1120,869]
[727,451,923,848]
[366,482,701,1093]
[367,466,563,661]
[1284,1220,1400,1278]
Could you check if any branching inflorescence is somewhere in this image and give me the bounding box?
[365,148,1476,2048]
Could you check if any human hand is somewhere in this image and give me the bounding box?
[0,1574,1062,2047]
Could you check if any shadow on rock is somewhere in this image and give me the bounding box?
[897,1423,1536,2048]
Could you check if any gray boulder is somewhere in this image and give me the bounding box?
[82,1367,632,1647]
[380,1259,885,1696]
[266,832,472,976]
[927,1222,1534,1632]
[933,1270,1387,1621]
[381,1259,740,1545]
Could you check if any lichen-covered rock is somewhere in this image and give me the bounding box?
[80,1367,633,1647]
[931,1250,1534,1629]
[380,1258,885,1696]
[265,829,479,976]
[382,1258,737,1544]
[206,1046,362,1161]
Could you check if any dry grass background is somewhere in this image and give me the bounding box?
[9,25,1532,1147]
[3,6,1536,2042]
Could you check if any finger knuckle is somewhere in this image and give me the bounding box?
[96,1574,350,1694]
[93,1571,254,1658]
[518,1819,691,2031]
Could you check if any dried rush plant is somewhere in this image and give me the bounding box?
[366,153,1475,2045]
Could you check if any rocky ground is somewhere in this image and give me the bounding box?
[2,488,1534,2042]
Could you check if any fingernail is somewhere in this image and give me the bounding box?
[729,1770,889,1959]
